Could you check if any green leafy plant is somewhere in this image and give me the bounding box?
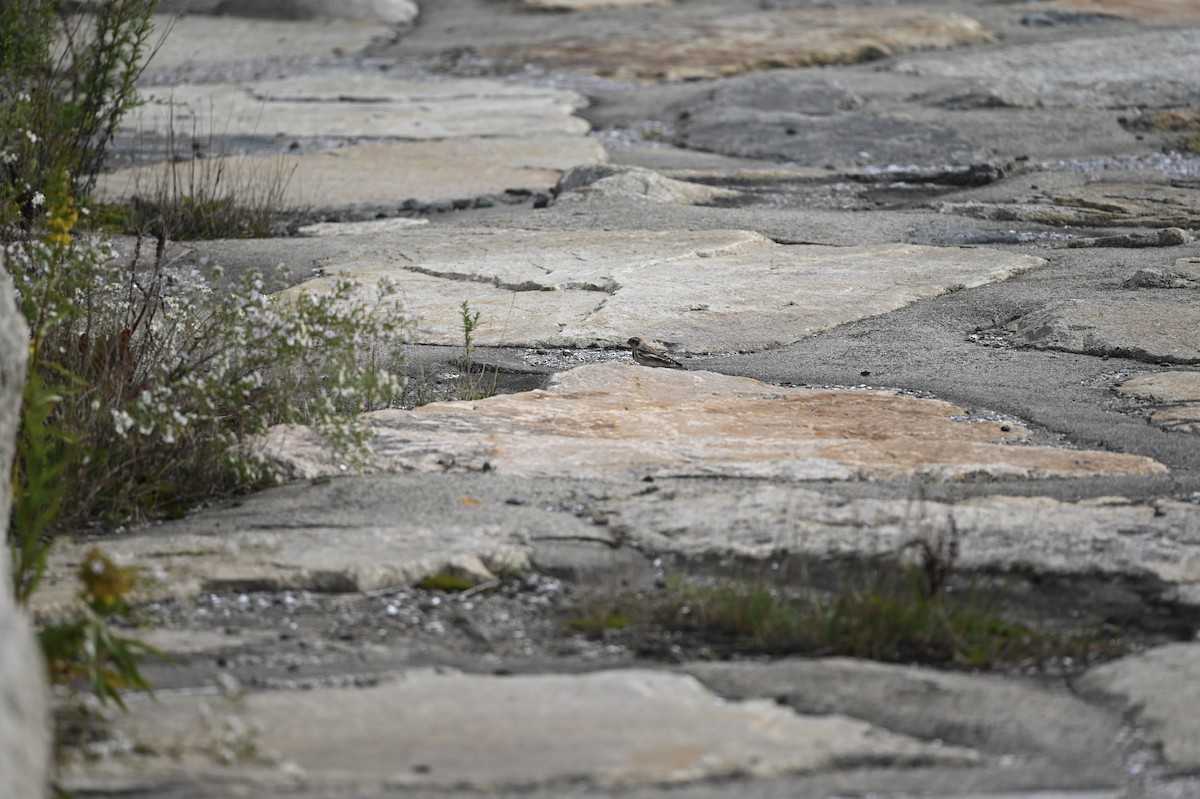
[567,538,1124,671]
[39,547,161,710]
[1,0,160,238]
[7,218,410,532]
[7,174,409,708]
[458,299,483,400]
[112,112,301,239]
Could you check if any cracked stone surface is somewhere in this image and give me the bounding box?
[1077,644,1200,773]
[34,474,569,610]
[490,8,992,82]
[138,14,395,74]
[258,363,1165,483]
[38,1,1200,797]
[687,658,1122,775]
[1032,0,1200,22]
[97,74,602,210]
[132,75,592,139]
[941,183,1200,230]
[893,30,1200,108]
[1116,371,1200,433]
[613,486,1200,605]
[280,228,1044,351]
[98,137,606,211]
[61,670,977,793]
[1008,297,1200,364]
[671,74,980,167]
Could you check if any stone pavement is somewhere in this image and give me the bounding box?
[39,0,1200,796]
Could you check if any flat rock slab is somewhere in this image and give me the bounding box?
[894,30,1200,108]
[524,0,671,9]
[672,75,978,167]
[64,669,977,792]
[615,488,1200,599]
[944,184,1200,229]
[260,363,1165,484]
[97,136,606,210]
[1117,371,1200,433]
[140,14,392,74]
[133,75,591,139]
[1077,644,1200,772]
[33,474,578,611]
[281,228,1045,351]
[213,0,420,24]
[490,9,992,81]
[1033,0,1200,22]
[1053,183,1200,229]
[1124,256,1200,288]
[1009,297,1200,364]
[688,658,1120,770]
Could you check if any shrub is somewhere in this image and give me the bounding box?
[0,0,160,238]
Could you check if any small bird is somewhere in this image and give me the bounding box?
[627,336,685,369]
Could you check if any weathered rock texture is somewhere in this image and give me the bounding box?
[281,228,1044,350]
[895,30,1200,108]
[214,0,419,24]
[0,273,48,799]
[134,76,591,139]
[1117,371,1200,433]
[1034,0,1200,22]
[689,658,1121,776]
[672,74,978,166]
[1010,297,1200,363]
[99,76,603,210]
[1077,644,1200,772]
[140,15,393,74]
[259,363,1165,482]
[616,488,1200,597]
[68,669,977,791]
[492,8,993,81]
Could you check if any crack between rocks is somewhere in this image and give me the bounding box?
[529,534,622,548]
[404,264,619,294]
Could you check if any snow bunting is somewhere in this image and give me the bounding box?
[627,337,685,369]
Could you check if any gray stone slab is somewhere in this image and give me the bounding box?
[214,0,419,23]
[1009,297,1200,364]
[37,473,595,608]
[893,30,1200,108]
[688,658,1121,775]
[1033,0,1200,22]
[133,75,591,139]
[613,486,1200,594]
[281,228,1044,351]
[140,14,393,73]
[97,136,605,211]
[555,164,740,205]
[1076,643,1200,773]
[1118,371,1200,404]
[61,669,978,792]
[672,74,979,167]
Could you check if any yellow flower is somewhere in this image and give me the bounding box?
[44,171,78,247]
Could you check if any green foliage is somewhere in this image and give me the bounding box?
[6,221,410,533]
[567,541,1124,671]
[1,0,160,237]
[117,122,299,240]
[416,572,479,592]
[566,608,633,637]
[457,299,483,399]
[10,367,79,604]
[39,547,161,709]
